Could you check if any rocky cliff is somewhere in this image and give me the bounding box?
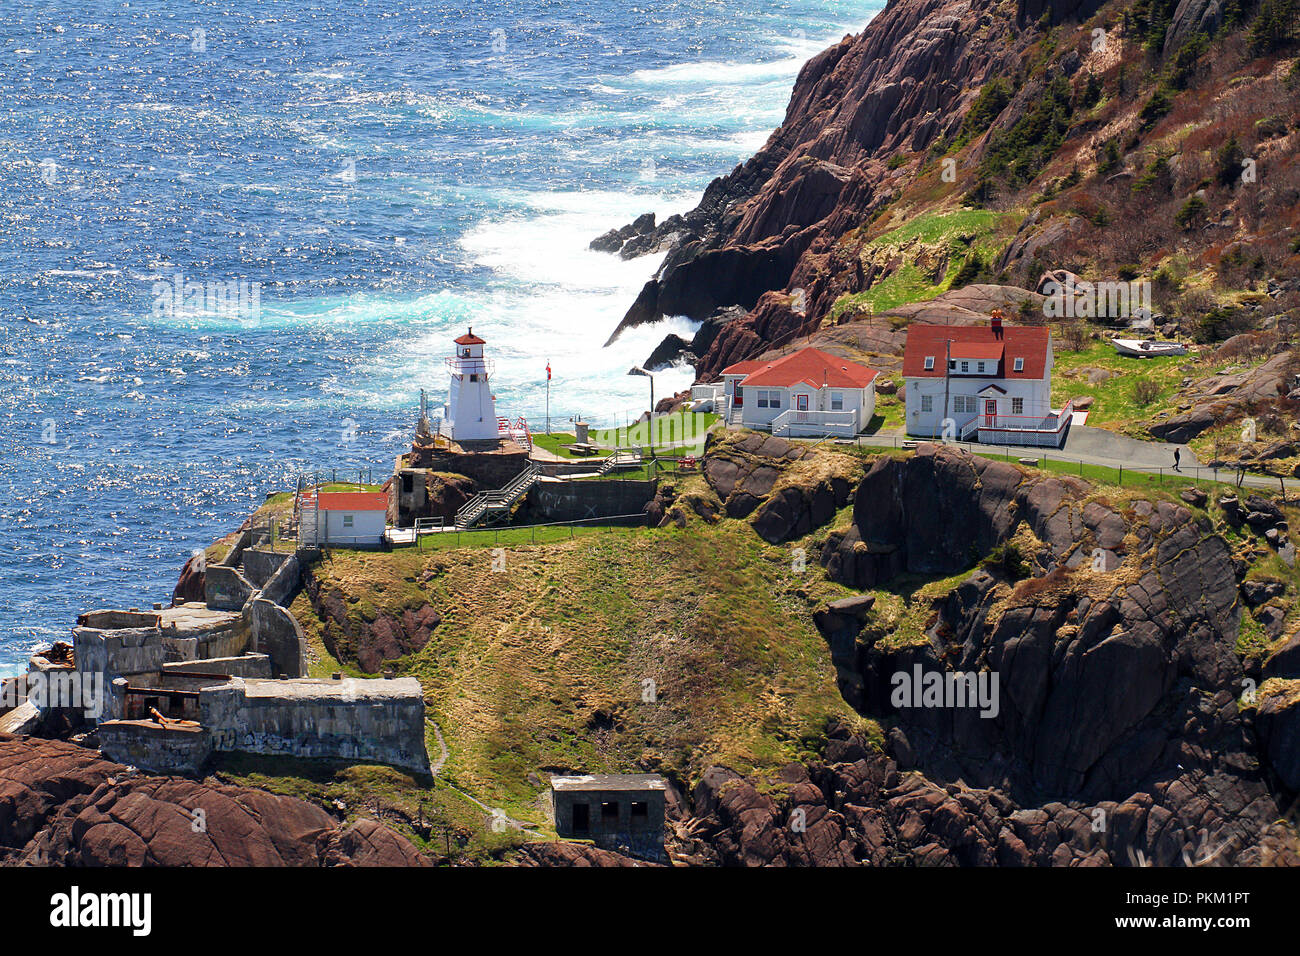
[0,735,428,866]
[601,0,1299,381]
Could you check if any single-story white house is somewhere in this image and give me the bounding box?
[721,347,879,437]
[903,318,1071,447]
[300,490,388,547]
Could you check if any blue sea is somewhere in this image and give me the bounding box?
[0,0,881,672]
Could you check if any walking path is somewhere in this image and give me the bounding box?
[425,716,540,835]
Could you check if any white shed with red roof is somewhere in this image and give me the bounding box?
[300,490,388,547]
[720,347,879,437]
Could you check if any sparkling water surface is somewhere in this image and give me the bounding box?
[0,0,881,671]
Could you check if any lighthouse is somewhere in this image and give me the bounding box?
[443,327,500,442]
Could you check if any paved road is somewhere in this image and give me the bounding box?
[856,426,1298,492]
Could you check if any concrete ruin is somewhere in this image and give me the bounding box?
[99,676,429,776]
[28,524,429,779]
[551,773,668,861]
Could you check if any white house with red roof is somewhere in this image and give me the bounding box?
[721,347,880,437]
[299,490,388,547]
[903,316,1071,447]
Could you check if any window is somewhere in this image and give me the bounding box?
[469,373,478,382]
[342,514,354,528]
[571,802,589,833]
[1013,357,1025,372]
[830,392,844,410]
[770,391,781,409]
[977,361,985,373]
[960,361,970,373]
[924,356,935,370]
[401,474,414,494]
[601,801,620,823]
[920,394,933,413]
[461,348,471,357]
[757,390,769,408]
[954,396,976,414]
[1011,397,1025,415]
[630,801,649,822]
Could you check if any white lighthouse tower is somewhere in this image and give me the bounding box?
[443,327,499,442]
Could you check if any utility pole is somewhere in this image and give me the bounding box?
[943,339,952,439]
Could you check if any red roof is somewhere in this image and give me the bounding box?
[721,359,764,376]
[903,324,1050,379]
[316,491,388,512]
[726,347,879,390]
[454,328,486,345]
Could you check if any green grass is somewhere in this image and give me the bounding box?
[211,752,527,864]
[831,208,1009,320]
[589,411,718,451]
[292,522,860,820]
[1051,340,1200,435]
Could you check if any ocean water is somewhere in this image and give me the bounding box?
[0,0,881,673]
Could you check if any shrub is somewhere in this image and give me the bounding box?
[1175,194,1207,229]
[1132,378,1161,405]
[1138,86,1174,131]
[1215,136,1246,187]
[983,543,1031,580]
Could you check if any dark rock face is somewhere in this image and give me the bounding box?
[821,443,1090,588]
[1256,682,1300,792]
[0,735,428,866]
[701,432,858,542]
[302,566,439,673]
[730,442,1300,867]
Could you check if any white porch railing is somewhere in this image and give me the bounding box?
[770,409,858,438]
[976,401,1074,449]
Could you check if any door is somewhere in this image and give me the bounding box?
[796,393,809,422]
[984,398,997,427]
[571,802,589,834]
[734,385,743,407]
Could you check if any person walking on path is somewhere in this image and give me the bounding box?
[1173,447,1181,472]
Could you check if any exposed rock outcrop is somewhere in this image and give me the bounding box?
[302,566,439,673]
[0,735,428,866]
[701,432,858,542]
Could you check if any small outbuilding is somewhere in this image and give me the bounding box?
[551,772,667,861]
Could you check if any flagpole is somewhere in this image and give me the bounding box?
[546,362,551,437]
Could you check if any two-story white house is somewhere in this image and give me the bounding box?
[721,347,879,437]
[903,318,1071,447]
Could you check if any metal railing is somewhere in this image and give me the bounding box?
[455,461,541,529]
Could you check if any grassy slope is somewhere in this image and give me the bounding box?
[291,518,864,825]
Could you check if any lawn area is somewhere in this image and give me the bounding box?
[531,411,719,457]
[1050,340,1201,436]
[589,410,718,451]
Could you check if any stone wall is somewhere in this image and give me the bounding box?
[242,548,292,589]
[259,552,301,606]
[247,598,309,678]
[200,677,429,773]
[162,654,273,678]
[205,565,255,611]
[98,720,213,775]
[73,626,166,684]
[526,479,657,523]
